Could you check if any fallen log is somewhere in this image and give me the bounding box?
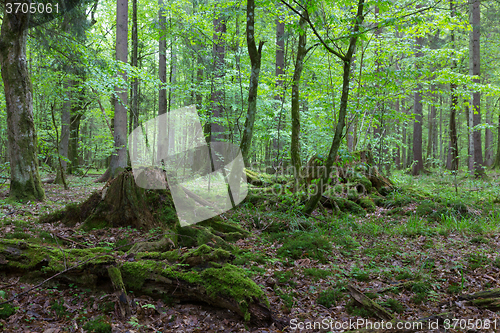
[0,239,273,326]
[460,288,500,311]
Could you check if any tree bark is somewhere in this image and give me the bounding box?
[109,0,129,179]
[0,3,45,201]
[209,12,226,142]
[272,15,286,171]
[290,16,307,185]
[55,79,71,184]
[448,11,459,173]
[469,0,484,176]
[412,21,424,176]
[239,0,264,166]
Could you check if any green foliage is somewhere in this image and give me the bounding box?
[277,232,332,263]
[50,300,69,318]
[303,268,333,280]
[0,303,16,320]
[317,289,343,308]
[274,271,296,287]
[83,316,112,333]
[379,298,404,313]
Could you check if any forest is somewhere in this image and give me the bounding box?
[1,0,500,331]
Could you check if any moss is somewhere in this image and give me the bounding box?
[353,176,372,193]
[178,226,235,251]
[181,244,233,264]
[331,197,365,216]
[135,250,180,262]
[317,288,343,308]
[200,264,268,321]
[0,303,16,319]
[0,239,114,275]
[277,232,331,263]
[199,218,249,236]
[83,316,112,333]
[107,266,126,291]
[358,197,376,212]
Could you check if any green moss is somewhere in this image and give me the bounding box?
[200,264,268,321]
[83,316,112,333]
[199,218,250,237]
[0,303,16,319]
[135,250,180,262]
[354,177,373,193]
[358,197,376,212]
[107,266,125,291]
[331,197,366,216]
[178,226,235,251]
[379,298,404,313]
[277,232,331,263]
[303,268,333,280]
[120,260,267,322]
[317,289,343,308]
[233,250,268,265]
[181,244,233,264]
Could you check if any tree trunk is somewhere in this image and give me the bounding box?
[448,2,459,172]
[485,98,492,166]
[492,113,500,168]
[469,0,484,176]
[240,0,264,166]
[412,23,424,176]
[55,80,71,184]
[109,0,129,179]
[209,13,226,142]
[130,0,139,134]
[303,0,365,214]
[290,16,307,185]
[0,4,45,201]
[272,15,286,171]
[426,95,436,168]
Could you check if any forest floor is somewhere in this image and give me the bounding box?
[1,170,500,332]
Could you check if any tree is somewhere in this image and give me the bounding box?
[412,18,425,176]
[469,0,484,177]
[109,0,129,179]
[447,0,459,171]
[0,1,45,201]
[272,12,286,171]
[239,0,265,165]
[298,0,366,214]
[290,15,307,187]
[209,9,226,142]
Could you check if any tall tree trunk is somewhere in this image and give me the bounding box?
[240,0,264,166]
[158,0,167,117]
[55,79,71,184]
[272,15,286,171]
[0,3,45,201]
[131,0,139,130]
[209,13,226,142]
[130,0,139,161]
[492,111,500,168]
[469,0,484,176]
[485,99,492,166]
[426,91,436,168]
[395,99,401,169]
[109,0,129,179]
[303,0,365,214]
[448,0,459,172]
[290,16,307,184]
[412,22,424,176]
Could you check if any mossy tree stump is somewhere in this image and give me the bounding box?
[29,170,276,325]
